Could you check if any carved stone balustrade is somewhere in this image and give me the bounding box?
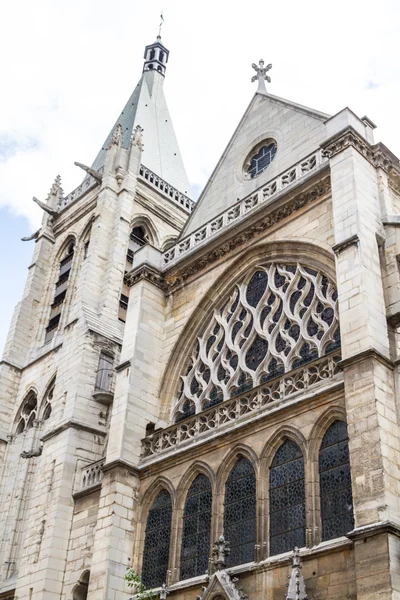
[138,165,195,213]
[141,352,341,462]
[80,458,105,491]
[162,149,328,266]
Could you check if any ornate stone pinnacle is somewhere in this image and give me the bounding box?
[286,547,308,600]
[212,535,230,571]
[132,124,144,151]
[159,583,169,600]
[251,59,272,93]
[110,123,123,148]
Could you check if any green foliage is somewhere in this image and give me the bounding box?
[125,569,156,599]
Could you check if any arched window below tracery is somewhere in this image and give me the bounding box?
[45,240,75,343]
[172,263,340,421]
[180,474,212,580]
[142,490,172,589]
[224,457,256,567]
[319,420,354,541]
[269,440,306,556]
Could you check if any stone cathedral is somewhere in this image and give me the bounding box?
[1,31,400,600]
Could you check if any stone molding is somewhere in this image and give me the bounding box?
[164,177,332,289]
[102,457,140,477]
[346,520,400,541]
[322,126,400,176]
[338,347,394,371]
[125,262,167,291]
[41,418,107,442]
[332,234,360,255]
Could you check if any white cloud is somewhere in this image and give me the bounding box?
[1,0,400,230]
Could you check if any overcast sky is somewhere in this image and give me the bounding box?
[1,0,400,354]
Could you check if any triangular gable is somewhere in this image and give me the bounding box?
[182,91,330,236]
[198,570,247,600]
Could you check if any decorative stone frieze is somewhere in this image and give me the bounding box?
[125,263,167,291]
[165,177,332,288]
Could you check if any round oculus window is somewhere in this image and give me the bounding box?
[244,140,277,179]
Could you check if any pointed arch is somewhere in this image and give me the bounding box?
[161,235,178,252]
[260,424,308,470]
[13,387,39,435]
[216,444,259,496]
[38,374,57,422]
[221,451,257,567]
[179,471,213,580]
[130,213,159,248]
[308,405,347,458]
[160,240,338,422]
[139,478,174,590]
[176,461,216,510]
[268,437,306,556]
[318,419,354,541]
[139,476,176,522]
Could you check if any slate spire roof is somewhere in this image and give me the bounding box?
[90,36,191,195]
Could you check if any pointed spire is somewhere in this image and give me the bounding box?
[286,547,308,600]
[48,175,64,207]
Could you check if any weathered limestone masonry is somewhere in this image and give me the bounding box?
[2,39,400,600]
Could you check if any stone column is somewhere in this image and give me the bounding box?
[323,109,400,600]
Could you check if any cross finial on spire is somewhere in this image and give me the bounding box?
[251,59,272,93]
[158,12,164,38]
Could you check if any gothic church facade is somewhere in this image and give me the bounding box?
[1,34,400,600]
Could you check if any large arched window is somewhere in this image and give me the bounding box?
[224,457,256,566]
[15,391,38,435]
[173,263,339,420]
[45,240,75,343]
[269,440,306,556]
[142,490,172,589]
[319,420,354,541]
[180,474,212,580]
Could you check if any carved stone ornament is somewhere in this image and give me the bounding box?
[21,444,43,459]
[286,547,308,600]
[322,127,400,174]
[165,177,331,289]
[132,124,144,150]
[125,263,167,291]
[196,569,248,600]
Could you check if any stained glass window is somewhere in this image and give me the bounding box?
[224,457,256,566]
[269,440,306,556]
[180,474,212,580]
[247,142,277,178]
[173,264,340,420]
[319,420,354,541]
[142,490,172,589]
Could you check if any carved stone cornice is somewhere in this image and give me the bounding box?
[346,520,400,541]
[165,177,331,289]
[125,262,167,291]
[322,127,400,175]
[338,347,394,371]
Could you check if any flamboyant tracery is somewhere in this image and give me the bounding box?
[173,263,340,421]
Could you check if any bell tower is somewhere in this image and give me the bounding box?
[143,36,169,76]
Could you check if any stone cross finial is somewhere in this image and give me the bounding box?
[286,547,308,600]
[212,535,230,571]
[159,583,169,600]
[251,59,272,93]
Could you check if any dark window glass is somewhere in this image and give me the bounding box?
[142,490,172,589]
[224,457,256,566]
[319,421,354,541]
[180,475,212,580]
[248,142,277,178]
[269,440,306,556]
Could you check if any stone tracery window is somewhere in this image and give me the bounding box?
[319,420,354,541]
[173,263,339,421]
[142,490,172,589]
[269,440,306,556]
[180,474,212,580]
[16,391,38,435]
[224,457,256,567]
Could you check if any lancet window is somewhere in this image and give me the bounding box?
[45,241,75,343]
[141,490,172,589]
[269,440,306,556]
[319,420,354,541]
[119,226,149,322]
[224,457,256,567]
[15,391,38,435]
[180,474,212,580]
[173,263,339,421]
